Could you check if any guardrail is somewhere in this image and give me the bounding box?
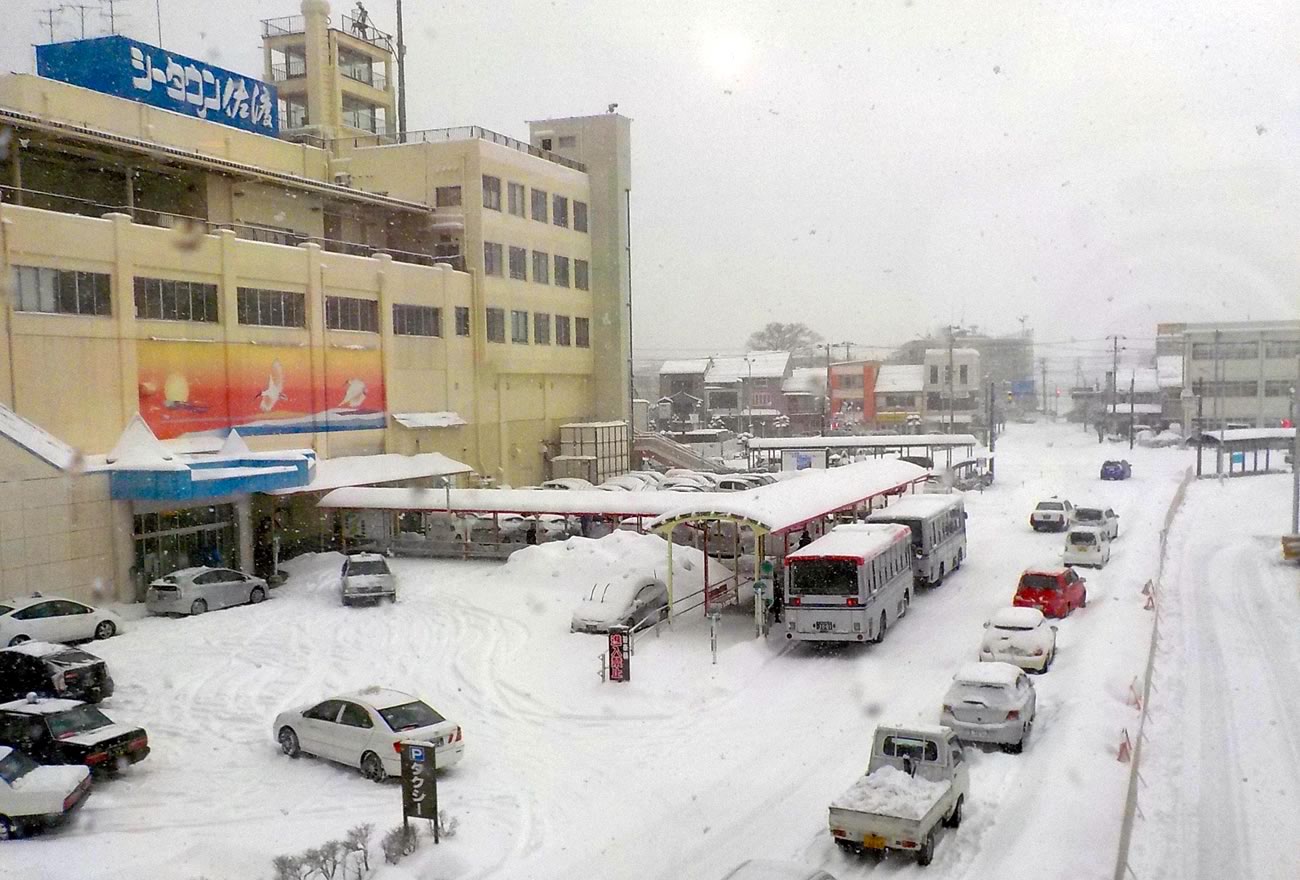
[1112,466,1195,880]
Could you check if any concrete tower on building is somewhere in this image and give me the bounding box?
[528,114,633,423]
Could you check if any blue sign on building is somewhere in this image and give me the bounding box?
[36,35,279,136]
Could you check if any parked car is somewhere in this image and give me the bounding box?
[540,478,593,490]
[719,861,839,880]
[1013,566,1087,618]
[146,567,268,616]
[340,553,397,606]
[1063,525,1112,568]
[1101,460,1132,480]
[940,662,1036,753]
[273,687,464,782]
[1072,505,1119,540]
[1029,498,1074,532]
[0,642,114,704]
[571,578,669,634]
[828,724,968,866]
[599,475,653,492]
[0,596,122,648]
[0,696,149,773]
[0,746,92,839]
[979,607,1057,673]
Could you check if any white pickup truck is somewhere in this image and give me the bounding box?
[828,724,969,866]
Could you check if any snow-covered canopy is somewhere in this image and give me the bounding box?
[319,486,736,518]
[268,452,472,496]
[391,411,467,429]
[0,402,80,471]
[649,459,927,536]
[874,364,925,394]
[1199,427,1296,445]
[747,433,979,450]
[1105,403,1164,415]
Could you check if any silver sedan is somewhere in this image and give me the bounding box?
[146,567,269,616]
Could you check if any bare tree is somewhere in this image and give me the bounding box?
[746,322,823,354]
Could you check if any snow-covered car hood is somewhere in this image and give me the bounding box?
[9,763,87,796]
[57,722,139,747]
[571,599,629,626]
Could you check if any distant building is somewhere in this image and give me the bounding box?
[873,365,925,429]
[1157,320,1300,428]
[782,367,827,435]
[656,352,793,433]
[923,348,982,431]
[827,360,879,430]
[892,327,1034,407]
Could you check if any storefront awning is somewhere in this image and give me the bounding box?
[391,412,467,429]
[265,452,472,496]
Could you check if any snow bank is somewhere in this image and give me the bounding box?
[830,764,949,820]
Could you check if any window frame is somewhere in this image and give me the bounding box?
[12,266,112,317]
[553,194,569,228]
[554,255,571,288]
[574,259,590,291]
[531,188,549,223]
[511,309,530,344]
[534,312,551,345]
[485,307,506,343]
[482,174,502,211]
[484,241,504,277]
[455,306,471,337]
[392,303,443,338]
[555,314,572,347]
[237,287,306,328]
[324,295,380,333]
[508,246,528,281]
[435,185,462,208]
[575,316,591,348]
[507,182,526,217]
[574,200,589,233]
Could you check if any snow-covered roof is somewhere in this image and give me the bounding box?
[874,365,925,394]
[1199,428,1295,444]
[1156,355,1184,388]
[785,523,911,563]
[0,696,85,715]
[266,452,472,496]
[1116,368,1160,395]
[320,486,736,518]
[392,411,467,429]
[649,459,927,536]
[340,686,419,710]
[1105,404,1163,415]
[866,494,963,520]
[103,414,186,471]
[747,433,980,450]
[706,351,790,384]
[782,367,826,396]
[1022,565,1070,576]
[953,661,1022,687]
[990,607,1045,629]
[0,404,80,471]
[659,358,710,376]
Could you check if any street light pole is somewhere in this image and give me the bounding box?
[746,357,754,436]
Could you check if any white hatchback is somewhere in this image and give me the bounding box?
[274,687,464,782]
[0,596,123,648]
[1072,505,1120,540]
[1063,525,1112,568]
[940,662,1037,753]
[0,746,92,838]
[979,607,1057,673]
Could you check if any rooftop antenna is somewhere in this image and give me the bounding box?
[62,2,97,38]
[395,0,407,141]
[99,0,128,34]
[37,6,61,43]
[154,0,161,44]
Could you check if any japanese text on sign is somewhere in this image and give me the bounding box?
[608,629,631,683]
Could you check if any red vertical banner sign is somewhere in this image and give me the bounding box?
[608,628,631,682]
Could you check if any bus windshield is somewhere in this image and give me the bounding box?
[789,559,858,595]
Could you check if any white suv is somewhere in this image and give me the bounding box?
[340,554,397,606]
[1029,498,1074,532]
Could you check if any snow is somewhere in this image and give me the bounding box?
[217,429,251,457]
[867,493,963,519]
[1128,473,1300,880]
[1156,355,1184,389]
[0,402,81,471]
[3,640,77,659]
[321,485,728,517]
[338,686,421,711]
[781,368,826,396]
[830,764,949,820]
[0,697,85,715]
[391,411,468,429]
[747,433,980,450]
[658,357,710,375]
[265,452,472,495]
[990,607,1046,629]
[785,523,911,562]
[874,364,926,393]
[191,465,299,482]
[1199,427,1296,444]
[102,414,186,471]
[59,723,138,748]
[953,661,1022,687]
[3,422,1207,880]
[1106,403,1164,415]
[704,351,791,384]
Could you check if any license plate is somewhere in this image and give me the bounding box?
[813,621,834,633]
[862,834,887,849]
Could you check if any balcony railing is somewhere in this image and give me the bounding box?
[332,125,587,172]
[0,185,462,270]
[269,58,307,82]
[340,66,387,90]
[262,15,305,38]
[340,14,395,52]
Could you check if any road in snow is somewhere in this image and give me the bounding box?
[3,423,1196,880]
[1129,473,1300,880]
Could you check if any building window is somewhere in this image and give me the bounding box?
[1264,340,1300,359]
[534,312,551,344]
[508,246,528,280]
[575,259,590,291]
[393,304,442,337]
[455,306,470,337]
[959,365,969,385]
[484,242,504,276]
[511,309,529,344]
[575,317,590,348]
[558,134,577,148]
[553,195,569,228]
[435,185,462,208]
[531,188,548,222]
[134,277,219,323]
[486,307,506,343]
[237,287,305,328]
[1191,341,1259,360]
[12,266,111,316]
[929,365,940,384]
[554,255,571,288]
[556,314,572,346]
[574,201,589,233]
[1201,380,1260,398]
[1264,380,1293,397]
[325,296,379,332]
[507,182,525,217]
[482,175,502,211]
[532,251,550,284]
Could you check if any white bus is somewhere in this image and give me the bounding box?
[780,524,913,644]
[867,495,967,587]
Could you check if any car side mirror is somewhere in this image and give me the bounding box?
[982,620,990,628]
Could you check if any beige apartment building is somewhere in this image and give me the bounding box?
[0,1,632,603]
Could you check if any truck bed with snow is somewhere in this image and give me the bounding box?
[828,724,968,866]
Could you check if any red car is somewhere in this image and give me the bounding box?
[1012,566,1087,619]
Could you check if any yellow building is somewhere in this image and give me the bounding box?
[0,1,632,604]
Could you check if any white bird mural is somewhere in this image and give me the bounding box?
[337,378,368,410]
[255,359,287,412]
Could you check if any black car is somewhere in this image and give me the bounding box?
[0,697,149,772]
[0,642,115,704]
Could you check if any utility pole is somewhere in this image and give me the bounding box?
[1195,378,1204,477]
[1291,356,1299,533]
[947,327,956,434]
[1106,334,1124,438]
[1213,329,1223,476]
[1128,373,1136,450]
[1040,358,1048,417]
[821,343,831,435]
[987,381,996,451]
[154,0,161,44]
[395,0,408,141]
[842,341,852,362]
[100,0,125,34]
[37,7,60,42]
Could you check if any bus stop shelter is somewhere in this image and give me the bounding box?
[746,434,980,472]
[646,459,928,615]
[1196,428,1296,477]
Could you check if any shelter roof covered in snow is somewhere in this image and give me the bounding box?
[268,452,472,496]
[874,364,925,394]
[747,433,980,450]
[391,412,467,429]
[0,403,80,471]
[318,485,736,518]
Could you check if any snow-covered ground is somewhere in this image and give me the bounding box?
[5,422,1202,880]
[1128,473,1300,880]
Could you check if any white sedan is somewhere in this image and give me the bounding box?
[146,567,269,616]
[0,746,92,839]
[273,687,464,782]
[979,607,1058,673]
[571,578,669,634]
[0,596,123,648]
[1072,504,1120,540]
[940,661,1037,753]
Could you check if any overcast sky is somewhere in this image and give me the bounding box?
[3,0,1297,379]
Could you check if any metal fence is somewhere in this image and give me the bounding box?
[332,125,588,172]
[1112,466,1195,880]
